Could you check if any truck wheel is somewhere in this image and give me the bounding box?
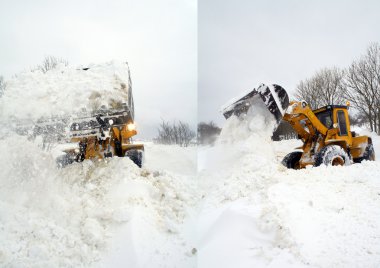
[314,145,350,167]
[363,143,375,161]
[281,151,302,169]
[56,153,74,168]
[125,149,144,168]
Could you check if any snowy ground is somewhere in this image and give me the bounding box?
[1,64,380,267]
[196,103,380,268]
[0,136,198,267]
[1,125,380,267]
[0,62,199,268]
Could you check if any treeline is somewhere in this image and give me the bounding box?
[154,121,222,146]
[0,56,68,98]
[198,121,221,145]
[31,55,69,73]
[154,120,196,147]
[296,43,380,134]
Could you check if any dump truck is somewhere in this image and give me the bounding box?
[222,84,375,168]
[6,61,144,167]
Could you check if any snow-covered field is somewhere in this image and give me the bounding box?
[0,136,198,267]
[1,63,380,267]
[1,118,380,267]
[197,103,380,268]
[0,122,380,267]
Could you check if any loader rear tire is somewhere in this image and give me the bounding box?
[125,149,144,168]
[363,143,375,161]
[314,145,350,167]
[281,151,302,169]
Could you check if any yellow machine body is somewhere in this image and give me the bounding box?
[283,101,374,168]
[67,125,143,160]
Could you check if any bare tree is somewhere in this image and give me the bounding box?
[33,56,69,73]
[198,121,221,145]
[295,78,323,109]
[344,43,380,134]
[155,120,195,146]
[155,120,173,144]
[349,112,369,128]
[295,67,346,109]
[0,76,5,97]
[178,121,196,147]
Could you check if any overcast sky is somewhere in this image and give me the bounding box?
[199,0,380,125]
[2,0,380,136]
[0,0,196,139]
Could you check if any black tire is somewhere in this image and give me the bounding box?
[125,149,144,168]
[114,139,123,157]
[314,145,350,167]
[281,151,302,169]
[362,143,375,161]
[56,153,74,168]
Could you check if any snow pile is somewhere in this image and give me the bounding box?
[197,103,380,267]
[144,143,197,176]
[0,135,197,267]
[0,61,131,120]
[0,60,199,267]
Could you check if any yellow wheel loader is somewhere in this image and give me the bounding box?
[29,65,144,168]
[222,84,375,168]
[54,104,144,168]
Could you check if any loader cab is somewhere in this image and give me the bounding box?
[314,105,352,144]
[314,109,333,129]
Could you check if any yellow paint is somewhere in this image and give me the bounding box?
[283,101,372,168]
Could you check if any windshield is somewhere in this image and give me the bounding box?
[315,110,333,128]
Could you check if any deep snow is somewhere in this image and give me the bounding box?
[0,61,132,121]
[0,136,198,267]
[0,62,198,267]
[197,103,380,268]
[1,63,380,267]
[1,114,380,267]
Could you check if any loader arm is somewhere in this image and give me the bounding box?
[283,101,328,141]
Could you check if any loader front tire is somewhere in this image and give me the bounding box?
[125,149,144,168]
[314,145,350,167]
[281,151,302,169]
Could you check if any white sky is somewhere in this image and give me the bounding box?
[0,0,197,139]
[2,0,380,134]
[199,0,380,125]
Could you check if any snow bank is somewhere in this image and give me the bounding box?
[0,60,199,267]
[0,61,131,120]
[0,135,197,267]
[144,143,197,176]
[197,102,380,267]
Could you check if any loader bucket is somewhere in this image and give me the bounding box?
[221,84,289,123]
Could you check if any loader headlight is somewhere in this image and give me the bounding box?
[127,123,136,131]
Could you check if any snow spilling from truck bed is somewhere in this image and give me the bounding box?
[197,100,380,267]
[0,61,131,120]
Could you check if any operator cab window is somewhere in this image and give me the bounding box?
[337,110,348,136]
[316,110,333,129]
